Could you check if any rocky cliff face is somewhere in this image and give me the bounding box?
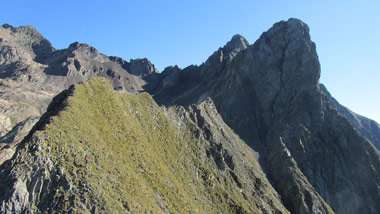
[153,18,380,214]
[320,84,380,151]
[1,19,380,214]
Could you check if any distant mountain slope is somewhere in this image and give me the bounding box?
[0,78,288,214]
[152,18,380,214]
[0,24,160,164]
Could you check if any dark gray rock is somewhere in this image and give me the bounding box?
[129,58,159,77]
[320,84,380,151]
[153,18,380,214]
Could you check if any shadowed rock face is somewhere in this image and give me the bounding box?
[1,18,380,214]
[320,84,380,151]
[153,18,380,214]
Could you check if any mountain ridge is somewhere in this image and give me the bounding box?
[0,23,161,166]
[0,18,380,213]
[0,78,289,213]
[152,18,380,213]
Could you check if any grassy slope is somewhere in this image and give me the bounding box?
[29,78,286,213]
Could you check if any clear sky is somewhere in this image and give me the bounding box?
[1,0,379,123]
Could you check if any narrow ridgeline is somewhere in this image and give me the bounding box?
[0,78,288,214]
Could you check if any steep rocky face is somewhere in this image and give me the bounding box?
[40,41,157,92]
[0,24,55,65]
[320,84,380,151]
[152,33,249,107]
[0,24,160,164]
[0,78,289,214]
[153,18,380,214]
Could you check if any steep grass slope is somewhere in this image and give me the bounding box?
[0,24,160,167]
[0,78,288,213]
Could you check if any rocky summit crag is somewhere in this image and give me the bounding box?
[0,18,380,214]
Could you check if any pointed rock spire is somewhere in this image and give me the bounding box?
[223,34,249,58]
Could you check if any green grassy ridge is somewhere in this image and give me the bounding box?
[30,78,280,213]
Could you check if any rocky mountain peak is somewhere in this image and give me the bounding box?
[249,18,320,99]
[68,41,81,50]
[160,65,182,79]
[0,24,55,62]
[68,42,97,53]
[129,58,159,77]
[157,65,182,89]
[66,42,101,61]
[202,34,249,76]
[1,23,15,30]
[261,18,311,43]
[1,24,38,34]
[223,34,249,57]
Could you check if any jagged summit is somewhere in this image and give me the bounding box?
[251,18,320,89]
[204,34,249,67]
[1,23,41,35]
[222,34,249,58]
[268,18,311,40]
[129,58,159,77]
[1,23,13,28]
[0,23,55,61]
[67,41,95,51]
[1,19,380,214]
[152,18,380,214]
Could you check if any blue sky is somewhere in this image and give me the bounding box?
[1,0,379,123]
